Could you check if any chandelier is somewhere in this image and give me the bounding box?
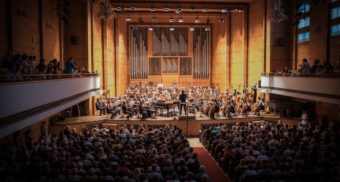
[96,0,116,19]
[271,0,288,23]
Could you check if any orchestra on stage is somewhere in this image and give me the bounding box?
[96,82,266,120]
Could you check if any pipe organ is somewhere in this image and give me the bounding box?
[129,25,211,86]
[193,28,210,78]
[130,27,148,79]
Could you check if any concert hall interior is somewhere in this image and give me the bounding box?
[0,0,340,181]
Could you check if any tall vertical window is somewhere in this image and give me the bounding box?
[298,32,310,43]
[298,17,310,29]
[331,24,340,36]
[331,7,340,19]
[297,3,310,14]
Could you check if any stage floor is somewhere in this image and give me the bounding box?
[50,112,297,137]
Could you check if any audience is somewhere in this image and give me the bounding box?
[0,52,92,81]
[201,120,339,181]
[0,124,208,182]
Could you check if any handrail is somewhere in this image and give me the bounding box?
[0,73,100,83]
[261,72,340,78]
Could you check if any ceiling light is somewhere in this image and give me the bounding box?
[205,27,210,32]
[190,27,195,31]
[129,6,136,11]
[202,7,208,13]
[175,7,183,14]
[115,6,123,12]
[169,17,175,23]
[151,17,158,22]
[164,7,171,12]
[170,27,175,31]
[149,6,155,12]
[221,8,228,13]
[194,17,200,23]
[178,17,184,23]
[148,27,154,31]
[126,16,132,22]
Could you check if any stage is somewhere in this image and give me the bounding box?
[50,113,300,136]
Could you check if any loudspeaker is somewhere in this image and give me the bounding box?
[70,35,77,45]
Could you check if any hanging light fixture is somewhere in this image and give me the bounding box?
[148,26,154,31]
[221,8,228,13]
[178,17,184,23]
[175,7,183,14]
[170,26,175,31]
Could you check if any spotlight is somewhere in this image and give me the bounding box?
[175,7,183,14]
[178,17,184,23]
[126,16,132,22]
[194,16,200,23]
[115,6,123,12]
[148,27,154,31]
[169,17,175,23]
[205,27,210,32]
[170,27,175,31]
[164,7,171,12]
[221,8,228,13]
[151,17,158,22]
[190,27,195,31]
[149,6,155,12]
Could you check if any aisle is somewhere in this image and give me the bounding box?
[189,138,230,182]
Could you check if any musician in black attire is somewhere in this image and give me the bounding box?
[95,98,105,116]
[210,100,220,120]
[122,102,133,119]
[252,84,257,103]
[178,90,188,115]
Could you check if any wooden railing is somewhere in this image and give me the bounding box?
[0,73,99,83]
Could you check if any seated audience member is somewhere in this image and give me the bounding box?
[302,59,311,73]
[36,59,46,74]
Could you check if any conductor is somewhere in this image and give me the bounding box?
[178,90,188,115]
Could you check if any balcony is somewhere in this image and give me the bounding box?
[260,73,340,105]
[0,74,101,137]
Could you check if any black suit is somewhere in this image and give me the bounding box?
[179,93,188,115]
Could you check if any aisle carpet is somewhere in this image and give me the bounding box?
[193,147,230,182]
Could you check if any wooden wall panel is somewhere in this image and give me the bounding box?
[64,0,87,68]
[211,17,228,92]
[0,0,8,58]
[230,12,245,89]
[92,4,104,89]
[11,0,40,59]
[248,0,265,86]
[42,0,60,62]
[116,16,129,96]
[106,18,115,96]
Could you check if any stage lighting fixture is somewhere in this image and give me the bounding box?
[190,27,195,31]
[221,8,228,13]
[170,26,175,31]
[175,7,183,14]
[148,27,154,31]
[164,7,171,12]
[194,16,200,23]
[178,17,184,23]
[126,16,132,22]
[151,17,158,22]
[169,17,175,23]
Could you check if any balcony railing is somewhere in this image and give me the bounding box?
[0,73,99,83]
[261,73,340,105]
